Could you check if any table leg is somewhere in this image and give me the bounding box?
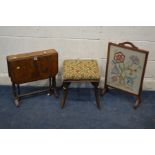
[12,83,20,107]
[52,76,58,98]
[48,77,53,96]
[17,84,21,95]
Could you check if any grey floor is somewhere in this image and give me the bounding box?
[0,85,155,129]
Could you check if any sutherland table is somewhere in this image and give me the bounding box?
[7,49,58,107]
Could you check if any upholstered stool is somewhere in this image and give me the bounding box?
[61,59,100,109]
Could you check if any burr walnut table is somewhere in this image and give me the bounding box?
[61,59,100,109]
[7,49,58,107]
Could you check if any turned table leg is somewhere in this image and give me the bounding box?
[17,84,20,95]
[48,76,58,97]
[52,76,58,98]
[48,77,52,96]
[48,77,54,96]
[12,83,20,107]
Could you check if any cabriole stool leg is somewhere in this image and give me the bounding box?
[92,82,100,109]
[61,82,70,109]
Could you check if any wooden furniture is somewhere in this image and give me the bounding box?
[61,59,100,109]
[7,49,58,107]
[101,42,149,109]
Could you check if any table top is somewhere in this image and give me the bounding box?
[7,49,58,61]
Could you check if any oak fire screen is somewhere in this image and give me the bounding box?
[102,42,149,109]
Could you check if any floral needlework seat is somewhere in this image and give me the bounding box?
[61,59,101,109]
[63,60,100,81]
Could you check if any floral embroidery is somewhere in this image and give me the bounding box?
[111,63,120,74]
[114,52,125,63]
[111,52,141,90]
[63,60,100,80]
[129,55,139,65]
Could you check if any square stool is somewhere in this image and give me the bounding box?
[61,59,100,109]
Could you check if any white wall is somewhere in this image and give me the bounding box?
[0,26,155,89]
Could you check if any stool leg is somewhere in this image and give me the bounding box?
[92,82,100,109]
[61,82,70,109]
